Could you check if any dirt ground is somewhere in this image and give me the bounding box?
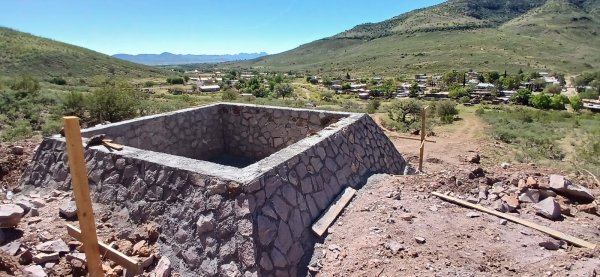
[307,114,600,277]
[0,110,599,276]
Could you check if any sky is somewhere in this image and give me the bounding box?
[0,0,445,55]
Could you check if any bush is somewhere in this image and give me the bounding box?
[222,89,239,101]
[50,77,67,85]
[510,88,532,105]
[550,94,569,110]
[543,84,562,94]
[144,81,155,87]
[448,87,470,99]
[274,83,294,99]
[436,100,458,124]
[10,75,40,97]
[530,93,551,109]
[366,99,381,114]
[570,96,584,111]
[388,99,422,124]
[41,119,63,136]
[87,80,138,123]
[321,92,334,102]
[0,120,32,142]
[459,96,471,104]
[579,89,599,100]
[475,106,485,115]
[62,91,86,118]
[166,77,184,85]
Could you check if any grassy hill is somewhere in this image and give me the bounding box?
[0,27,167,78]
[224,0,600,76]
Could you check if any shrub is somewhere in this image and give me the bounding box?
[62,91,86,118]
[366,99,381,114]
[222,89,239,101]
[274,83,294,99]
[530,93,551,109]
[448,87,470,99]
[87,80,138,123]
[459,96,471,104]
[570,96,584,111]
[10,75,40,97]
[42,118,63,136]
[579,89,599,100]
[321,92,334,102]
[50,77,67,85]
[543,84,562,94]
[0,120,32,142]
[550,94,569,110]
[166,77,184,85]
[387,99,422,124]
[510,88,532,105]
[144,81,155,87]
[436,100,458,124]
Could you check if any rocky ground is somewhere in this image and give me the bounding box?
[0,114,599,276]
[308,157,600,276]
[0,140,175,277]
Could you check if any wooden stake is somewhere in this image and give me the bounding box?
[432,192,597,250]
[63,116,105,277]
[418,107,428,172]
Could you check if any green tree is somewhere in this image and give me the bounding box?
[543,84,562,94]
[530,93,551,109]
[183,76,190,83]
[448,87,470,99]
[550,94,569,110]
[485,71,500,83]
[388,99,422,124]
[380,79,397,98]
[436,100,458,124]
[408,82,420,98]
[166,77,184,85]
[87,80,138,123]
[510,88,532,105]
[569,95,584,112]
[222,89,238,101]
[274,83,294,99]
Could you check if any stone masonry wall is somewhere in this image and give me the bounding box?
[21,139,259,276]
[220,105,345,162]
[82,105,225,162]
[245,115,406,276]
[20,103,408,277]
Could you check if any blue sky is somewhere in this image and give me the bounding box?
[0,0,444,55]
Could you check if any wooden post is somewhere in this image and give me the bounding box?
[418,107,428,172]
[63,116,105,277]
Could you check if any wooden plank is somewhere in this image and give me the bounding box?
[63,116,105,277]
[102,141,124,151]
[393,135,437,143]
[67,224,141,274]
[431,192,597,250]
[312,187,357,236]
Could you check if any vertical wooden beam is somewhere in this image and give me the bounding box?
[418,107,428,172]
[63,116,105,277]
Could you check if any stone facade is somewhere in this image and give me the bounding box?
[20,103,407,276]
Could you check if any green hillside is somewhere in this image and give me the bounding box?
[225,0,600,76]
[0,27,167,78]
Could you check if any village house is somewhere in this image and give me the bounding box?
[199,85,221,92]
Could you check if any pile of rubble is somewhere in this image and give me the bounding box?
[0,189,174,276]
[434,155,598,223]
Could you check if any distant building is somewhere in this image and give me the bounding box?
[200,85,221,92]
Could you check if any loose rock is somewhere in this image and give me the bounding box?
[415,237,426,244]
[549,175,595,202]
[23,265,47,277]
[59,201,77,219]
[0,204,24,227]
[36,239,69,253]
[533,197,562,220]
[152,256,171,277]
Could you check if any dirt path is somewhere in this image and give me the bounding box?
[372,107,489,172]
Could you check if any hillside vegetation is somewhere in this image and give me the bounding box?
[0,27,167,79]
[223,0,600,76]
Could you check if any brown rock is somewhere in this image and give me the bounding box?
[115,240,133,256]
[151,256,171,277]
[526,176,538,188]
[578,203,598,215]
[145,223,160,242]
[19,249,33,265]
[502,194,520,211]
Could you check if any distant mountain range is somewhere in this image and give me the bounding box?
[112,52,269,66]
